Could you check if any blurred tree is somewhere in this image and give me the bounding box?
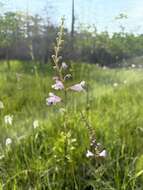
[0,12,24,67]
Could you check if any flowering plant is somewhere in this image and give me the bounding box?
[46,18,106,160]
[46,18,106,189]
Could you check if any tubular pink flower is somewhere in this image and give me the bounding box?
[52,80,64,90]
[69,81,85,92]
[46,93,61,105]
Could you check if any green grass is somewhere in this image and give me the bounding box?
[0,60,143,189]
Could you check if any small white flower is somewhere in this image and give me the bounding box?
[4,115,13,125]
[131,64,136,68]
[99,150,107,158]
[0,101,4,109]
[86,150,94,158]
[113,83,118,87]
[5,138,12,146]
[33,120,39,129]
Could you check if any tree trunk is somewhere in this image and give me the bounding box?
[71,0,75,53]
[71,0,75,39]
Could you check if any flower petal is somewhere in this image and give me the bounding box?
[52,80,64,90]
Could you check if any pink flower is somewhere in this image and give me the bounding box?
[69,81,85,92]
[46,93,61,105]
[52,80,64,90]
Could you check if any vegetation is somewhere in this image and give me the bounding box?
[0,1,143,189]
[0,59,143,189]
[0,10,143,66]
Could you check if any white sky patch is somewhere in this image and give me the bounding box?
[2,0,143,34]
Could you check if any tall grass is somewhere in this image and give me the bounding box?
[0,60,143,189]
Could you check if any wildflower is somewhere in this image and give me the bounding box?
[86,150,94,158]
[69,81,86,92]
[131,64,136,68]
[52,80,64,90]
[113,83,118,87]
[4,115,13,125]
[33,120,39,129]
[5,138,12,146]
[46,92,61,105]
[61,62,68,69]
[0,101,4,109]
[99,150,107,158]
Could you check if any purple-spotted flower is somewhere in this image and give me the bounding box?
[69,81,85,92]
[46,92,61,105]
[52,80,64,90]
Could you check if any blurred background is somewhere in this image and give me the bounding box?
[0,0,143,67]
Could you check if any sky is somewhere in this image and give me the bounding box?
[3,0,143,34]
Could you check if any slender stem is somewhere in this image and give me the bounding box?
[52,18,65,83]
[52,18,69,190]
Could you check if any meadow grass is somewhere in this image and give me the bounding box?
[0,60,143,189]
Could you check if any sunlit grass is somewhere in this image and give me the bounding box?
[0,61,143,189]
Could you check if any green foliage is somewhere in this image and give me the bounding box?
[0,61,142,189]
[0,11,143,66]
